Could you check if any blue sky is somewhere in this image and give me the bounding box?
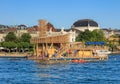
[0,0,120,29]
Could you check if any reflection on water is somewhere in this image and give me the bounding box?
[0,54,120,84]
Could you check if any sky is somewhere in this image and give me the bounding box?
[0,0,120,29]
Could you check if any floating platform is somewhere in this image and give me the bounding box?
[27,55,108,64]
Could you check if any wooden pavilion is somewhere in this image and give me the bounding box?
[30,19,77,59]
[30,19,108,61]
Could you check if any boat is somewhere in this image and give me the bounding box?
[95,50,111,55]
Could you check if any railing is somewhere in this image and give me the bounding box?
[52,43,109,60]
[56,46,70,58]
[55,43,85,58]
[116,46,120,50]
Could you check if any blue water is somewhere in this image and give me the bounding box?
[0,54,120,84]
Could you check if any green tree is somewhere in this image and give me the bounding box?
[17,42,23,52]
[5,32,17,42]
[76,29,92,42]
[91,29,106,42]
[21,33,31,43]
[0,42,2,47]
[2,41,17,52]
[76,29,106,42]
[1,32,34,53]
[29,43,34,52]
[17,42,30,52]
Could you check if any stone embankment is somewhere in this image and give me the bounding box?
[0,53,28,58]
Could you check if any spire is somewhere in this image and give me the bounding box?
[87,21,90,30]
[49,27,52,33]
[61,27,64,32]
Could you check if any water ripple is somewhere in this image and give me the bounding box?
[0,54,120,84]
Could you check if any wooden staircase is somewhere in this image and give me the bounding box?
[55,43,85,58]
[116,46,120,50]
[56,45,70,58]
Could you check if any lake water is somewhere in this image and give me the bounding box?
[0,54,120,84]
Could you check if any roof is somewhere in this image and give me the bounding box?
[3,28,17,33]
[18,24,27,27]
[73,19,98,27]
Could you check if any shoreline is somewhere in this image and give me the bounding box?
[111,51,120,54]
[0,51,119,58]
[0,53,28,58]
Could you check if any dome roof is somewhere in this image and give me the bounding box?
[73,19,98,27]
[18,24,27,27]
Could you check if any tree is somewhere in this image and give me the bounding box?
[17,42,30,52]
[5,32,17,42]
[1,32,34,53]
[0,42,2,47]
[29,43,34,52]
[2,41,17,52]
[17,42,23,52]
[76,29,106,42]
[91,29,106,42]
[76,29,92,42]
[21,33,31,43]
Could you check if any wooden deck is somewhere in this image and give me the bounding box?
[27,54,108,63]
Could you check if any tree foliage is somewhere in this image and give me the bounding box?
[1,32,33,53]
[91,29,106,41]
[21,33,31,43]
[76,29,106,42]
[2,41,17,49]
[2,41,17,52]
[5,32,17,42]
[17,42,30,52]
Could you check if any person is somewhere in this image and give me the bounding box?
[92,49,96,56]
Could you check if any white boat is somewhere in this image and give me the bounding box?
[95,50,111,55]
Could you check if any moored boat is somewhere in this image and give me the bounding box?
[95,50,111,55]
